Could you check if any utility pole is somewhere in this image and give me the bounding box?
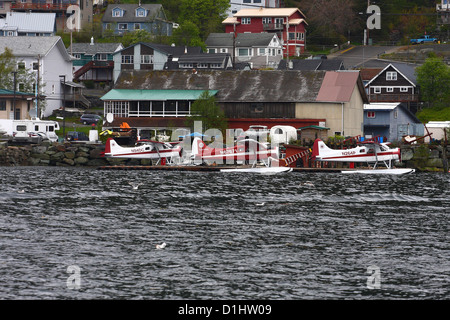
[59,75,66,139]
[12,71,17,120]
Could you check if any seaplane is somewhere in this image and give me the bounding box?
[311,138,415,175]
[103,137,183,164]
[191,137,292,174]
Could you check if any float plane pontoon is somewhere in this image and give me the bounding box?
[311,138,415,175]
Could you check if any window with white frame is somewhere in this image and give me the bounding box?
[242,18,251,24]
[220,48,227,53]
[297,32,304,40]
[140,55,153,64]
[180,63,193,68]
[97,53,107,61]
[52,85,55,95]
[208,48,216,54]
[238,48,251,56]
[262,17,272,24]
[211,63,222,68]
[134,23,140,30]
[387,87,393,92]
[121,55,134,64]
[289,33,296,40]
[258,48,267,55]
[373,87,381,94]
[136,8,146,17]
[386,71,397,81]
[400,87,408,92]
[118,23,128,30]
[113,9,123,17]
[367,111,376,118]
[197,63,208,68]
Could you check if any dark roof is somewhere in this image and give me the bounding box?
[278,59,345,71]
[206,33,278,47]
[365,62,418,86]
[102,4,166,23]
[68,42,123,55]
[114,70,327,103]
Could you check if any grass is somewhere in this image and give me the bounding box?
[416,106,450,122]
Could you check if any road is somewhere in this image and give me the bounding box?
[328,45,401,69]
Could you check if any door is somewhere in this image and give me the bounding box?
[15,108,21,120]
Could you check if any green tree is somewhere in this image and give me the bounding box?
[171,21,205,49]
[416,55,450,108]
[185,91,227,134]
[178,0,229,40]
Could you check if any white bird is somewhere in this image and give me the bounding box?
[156,242,166,249]
[17,189,25,194]
[301,181,314,187]
[129,182,142,190]
[255,202,265,206]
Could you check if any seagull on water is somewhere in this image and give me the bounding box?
[156,242,167,249]
[129,182,143,190]
[17,189,25,194]
[255,202,265,206]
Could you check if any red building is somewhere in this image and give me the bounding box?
[223,8,308,56]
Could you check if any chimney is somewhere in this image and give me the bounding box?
[90,37,94,45]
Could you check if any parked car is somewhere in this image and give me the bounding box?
[66,131,89,141]
[80,114,102,125]
[410,35,438,44]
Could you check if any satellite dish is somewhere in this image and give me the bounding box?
[106,113,114,123]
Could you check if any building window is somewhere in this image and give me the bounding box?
[373,87,381,94]
[52,85,55,94]
[105,23,111,30]
[134,23,140,30]
[262,17,272,24]
[387,87,393,92]
[0,99,6,111]
[238,48,250,56]
[113,9,123,17]
[210,63,222,68]
[289,33,296,40]
[18,62,25,70]
[198,63,208,68]
[121,55,134,64]
[136,9,146,17]
[394,110,398,119]
[400,87,408,92]
[140,55,153,64]
[97,54,107,61]
[118,23,128,30]
[386,71,397,81]
[242,18,251,24]
[297,32,304,40]
[220,48,227,53]
[180,63,193,68]
[258,48,267,55]
[367,111,376,118]
[208,48,216,54]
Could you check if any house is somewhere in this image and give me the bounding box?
[205,32,283,69]
[277,58,345,71]
[164,53,233,70]
[363,102,424,142]
[68,39,123,85]
[0,1,14,17]
[0,12,56,36]
[112,42,202,83]
[9,0,93,32]
[0,88,35,120]
[0,36,86,117]
[101,69,368,138]
[223,8,308,56]
[102,3,172,36]
[227,0,282,17]
[364,62,419,111]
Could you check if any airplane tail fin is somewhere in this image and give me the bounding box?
[311,139,332,161]
[104,138,124,157]
[191,137,210,157]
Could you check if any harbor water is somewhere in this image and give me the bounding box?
[0,167,448,299]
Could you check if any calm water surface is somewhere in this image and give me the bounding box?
[0,167,448,299]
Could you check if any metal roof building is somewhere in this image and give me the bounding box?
[0,12,56,36]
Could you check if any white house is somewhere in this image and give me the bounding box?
[205,33,283,69]
[0,12,56,36]
[0,36,75,117]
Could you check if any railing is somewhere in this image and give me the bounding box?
[128,110,190,117]
[65,94,91,107]
[11,3,71,10]
[263,23,284,31]
[368,94,419,102]
[74,61,113,80]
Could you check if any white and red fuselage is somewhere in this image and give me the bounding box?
[191,137,278,163]
[104,138,182,159]
[312,139,400,163]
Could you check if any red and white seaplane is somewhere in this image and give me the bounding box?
[103,137,183,164]
[311,138,415,175]
[191,137,291,173]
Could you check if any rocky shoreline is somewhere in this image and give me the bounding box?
[0,141,448,172]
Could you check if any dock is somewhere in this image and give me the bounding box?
[97,165,347,173]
